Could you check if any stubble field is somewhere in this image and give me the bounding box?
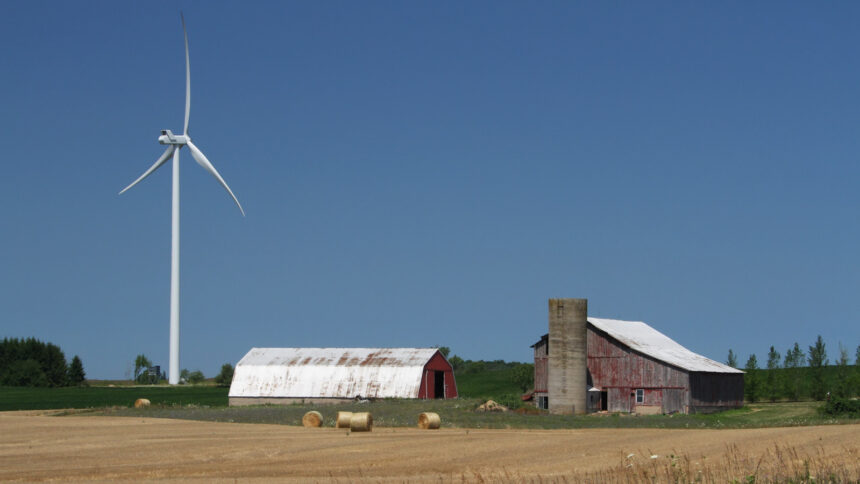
[1,410,857,482]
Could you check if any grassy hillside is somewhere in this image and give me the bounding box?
[450,359,531,410]
[455,368,521,398]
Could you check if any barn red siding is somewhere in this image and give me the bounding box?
[587,326,689,391]
[587,327,690,413]
[533,336,548,393]
[417,351,458,399]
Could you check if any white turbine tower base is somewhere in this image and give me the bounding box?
[120,14,244,385]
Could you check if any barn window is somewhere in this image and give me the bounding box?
[635,389,644,404]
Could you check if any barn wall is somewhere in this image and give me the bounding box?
[642,388,662,406]
[445,369,458,398]
[662,389,685,413]
[532,337,549,409]
[607,387,630,412]
[587,326,689,389]
[417,351,458,399]
[587,325,691,413]
[688,372,744,412]
[533,337,548,393]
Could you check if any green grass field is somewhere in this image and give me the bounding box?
[0,366,525,412]
[453,367,523,402]
[3,360,858,432]
[0,385,227,411]
[2,383,856,429]
[92,399,856,430]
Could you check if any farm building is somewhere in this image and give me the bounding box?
[533,298,743,415]
[228,347,457,406]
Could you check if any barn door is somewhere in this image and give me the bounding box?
[434,371,445,398]
[662,389,684,414]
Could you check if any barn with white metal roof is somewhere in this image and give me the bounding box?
[533,298,744,415]
[228,347,457,406]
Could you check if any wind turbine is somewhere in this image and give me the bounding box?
[120,14,244,385]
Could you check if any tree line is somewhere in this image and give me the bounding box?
[132,353,234,386]
[728,336,859,402]
[0,337,86,387]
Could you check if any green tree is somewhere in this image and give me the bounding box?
[465,360,486,374]
[437,347,450,358]
[180,368,205,384]
[186,370,205,384]
[833,345,851,398]
[783,343,804,400]
[855,344,860,395]
[214,363,234,386]
[765,346,781,402]
[0,338,73,387]
[807,335,828,400]
[67,355,86,386]
[448,355,464,372]
[134,354,152,383]
[2,359,49,387]
[511,363,535,393]
[44,343,69,387]
[744,354,760,402]
[726,349,738,368]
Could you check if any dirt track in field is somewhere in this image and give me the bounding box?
[0,411,857,482]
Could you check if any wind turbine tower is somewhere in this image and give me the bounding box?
[120,15,244,384]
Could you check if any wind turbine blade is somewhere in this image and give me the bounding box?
[181,13,191,135]
[185,140,245,216]
[119,145,177,195]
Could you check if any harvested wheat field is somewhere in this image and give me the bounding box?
[0,411,857,482]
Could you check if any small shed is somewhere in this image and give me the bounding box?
[229,347,457,406]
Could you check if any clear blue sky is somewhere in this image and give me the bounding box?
[2,1,858,379]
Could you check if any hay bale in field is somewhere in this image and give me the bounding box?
[349,412,373,432]
[336,411,353,428]
[134,398,150,408]
[476,400,508,412]
[302,411,323,427]
[417,412,441,429]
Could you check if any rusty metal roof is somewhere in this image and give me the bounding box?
[588,318,743,373]
[228,348,440,399]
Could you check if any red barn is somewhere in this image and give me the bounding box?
[533,314,743,414]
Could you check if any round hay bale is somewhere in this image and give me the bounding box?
[336,411,353,428]
[349,412,373,432]
[417,412,441,429]
[302,411,323,427]
[133,398,150,408]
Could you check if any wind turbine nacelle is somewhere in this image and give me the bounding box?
[158,130,188,146]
